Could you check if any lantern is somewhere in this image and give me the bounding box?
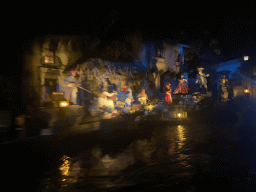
[170,108,188,119]
[244,88,250,93]
[59,101,69,107]
[175,111,187,118]
[244,87,250,100]
[244,56,249,61]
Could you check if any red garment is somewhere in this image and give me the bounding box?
[164,86,172,104]
[108,95,117,100]
[174,78,189,94]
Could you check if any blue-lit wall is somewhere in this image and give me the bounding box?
[216,59,241,79]
[215,58,242,100]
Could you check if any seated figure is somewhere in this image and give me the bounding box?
[98,89,117,109]
[117,88,127,103]
[125,87,134,107]
[137,89,148,105]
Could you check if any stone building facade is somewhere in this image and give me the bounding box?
[23,36,189,107]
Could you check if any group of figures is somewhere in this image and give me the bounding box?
[98,86,149,111]
[163,67,231,105]
[163,72,193,105]
[163,67,210,105]
[61,69,149,110]
[62,67,230,110]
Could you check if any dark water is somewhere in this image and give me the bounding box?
[3,119,256,191]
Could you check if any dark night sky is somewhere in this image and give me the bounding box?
[10,4,255,73]
[1,4,255,111]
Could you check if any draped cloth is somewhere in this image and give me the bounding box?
[174,78,189,95]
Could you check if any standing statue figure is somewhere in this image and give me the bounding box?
[63,69,80,105]
[174,73,189,95]
[163,83,172,105]
[195,67,209,91]
[219,75,230,102]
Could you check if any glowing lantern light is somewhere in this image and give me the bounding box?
[173,111,187,119]
[244,56,249,61]
[59,101,69,107]
[244,88,250,93]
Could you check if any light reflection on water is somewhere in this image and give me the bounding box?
[165,125,187,155]
[177,125,186,150]
[44,123,212,191]
[59,155,70,176]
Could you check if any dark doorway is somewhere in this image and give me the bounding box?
[45,79,57,95]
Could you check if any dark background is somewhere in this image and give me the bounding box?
[11,5,256,73]
[2,4,255,113]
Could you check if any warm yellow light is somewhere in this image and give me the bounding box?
[177,125,185,150]
[60,101,69,107]
[244,88,249,93]
[59,156,70,176]
[177,113,182,118]
[244,56,249,61]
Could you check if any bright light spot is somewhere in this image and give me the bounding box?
[60,101,69,107]
[244,89,249,93]
[177,125,186,150]
[177,113,182,118]
[244,56,249,61]
[59,155,70,176]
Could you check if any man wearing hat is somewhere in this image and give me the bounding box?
[195,67,209,91]
[63,69,80,105]
[117,85,127,102]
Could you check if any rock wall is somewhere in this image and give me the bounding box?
[23,36,84,107]
[163,43,180,73]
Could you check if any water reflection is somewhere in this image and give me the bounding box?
[59,125,190,178]
[177,125,186,150]
[165,125,186,155]
[165,126,177,155]
[58,154,84,190]
[59,155,70,176]
[49,123,214,191]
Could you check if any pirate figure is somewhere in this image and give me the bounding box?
[137,89,148,105]
[98,88,117,109]
[125,87,134,107]
[196,67,209,91]
[219,75,230,102]
[63,69,80,105]
[174,73,189,95]
[163,83,172,105]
